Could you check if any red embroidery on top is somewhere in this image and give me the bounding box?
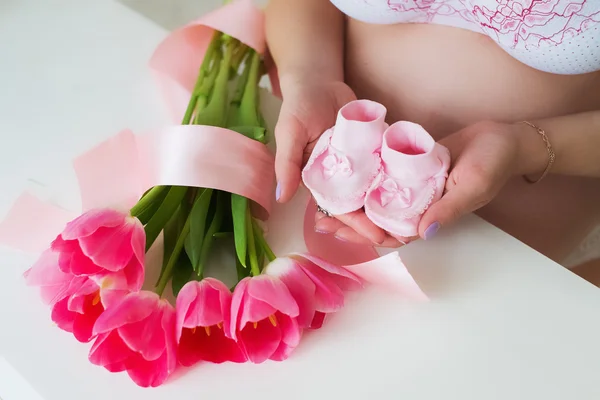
[379,0,600,49]
[472,1,600,48]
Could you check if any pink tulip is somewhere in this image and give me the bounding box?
[51,208,145,291]
[228,275,301,363]
[25,249,131,343]
[175,279,246,366]
[50,278,105,343]
[264,254,362,329]
[24,249,88,306]
[89,291,177,388]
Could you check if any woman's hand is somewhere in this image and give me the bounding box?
[274,74,356,201]
[417,121,538,240]
[315,121,537,246]
[275,75,401,246]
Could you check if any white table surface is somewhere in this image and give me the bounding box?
[1,1,599,399]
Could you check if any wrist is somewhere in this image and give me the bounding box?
[511,121,552,178]
[278,66,344,91]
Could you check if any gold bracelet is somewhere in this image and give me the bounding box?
[519,120,555,184]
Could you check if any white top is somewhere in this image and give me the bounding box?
[330,0,600,74]
[1,1,600,400]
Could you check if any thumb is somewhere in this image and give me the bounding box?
[418,183,483,240]
[274,113,307,203]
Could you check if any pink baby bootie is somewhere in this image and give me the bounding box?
[302,100,387,215]
[364,121,450,238]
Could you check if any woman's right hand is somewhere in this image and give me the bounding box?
[274,74,402,247]
[274,74,357,202]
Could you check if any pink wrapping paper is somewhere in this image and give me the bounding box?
[150,0,266,121]
[0,193,76,253]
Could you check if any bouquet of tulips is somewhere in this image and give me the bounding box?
[0,0,427,389]
[21,19,368,388]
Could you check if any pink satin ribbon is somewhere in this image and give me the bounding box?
[0,0,426,301]
[74,127,274,217]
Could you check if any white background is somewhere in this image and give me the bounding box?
[0,1,599,400]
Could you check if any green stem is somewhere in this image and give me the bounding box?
[130,186,167,219]
[230,43,250,77]
[144,186,188,251]
[252,219,276,262]
[194,37,236,126]
[181,31,222,125]
[197,191,226,278]
[246,206,260,276]
[156,213,192,296]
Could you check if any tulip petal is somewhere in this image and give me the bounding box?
[25,250,82,306]
[238,318,282,364]
[72,299,104,343]
[93,291,158,335]
[40,276,87,306]
[246,275,299,318]
[178,326,247,366]
[175,281,197,342]
[300,263,346,313]
[61,209,126,240]
[25,250,67,286]
[239,295,277,331]
[299,253,362,291]
[124,220,146,290]
[310,312,326,329]
[68,246,105,276]
[160,301,178,378]
[89,331,133,369]
[184,281,225,328]
[228,278,250,340]
[123,257,144,292]
[270,314,301,361]
[51,298,75,333]
[79,225,134,272]
[264,258,317,328]
[118,307,166,361]
[50,235,80,255]
[99,288,129,309]
[67,279,99,313]
[126,352,169,388]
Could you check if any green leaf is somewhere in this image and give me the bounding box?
[185,189,213,272]
[144,186,188,251]
[231,194,248,268]
[197,191,226,277]
[235,255,251,283]
[171,251,194,297]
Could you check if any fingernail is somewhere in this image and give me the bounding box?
[275,182,281,201]
[315,228,330,234]
[334,235,349,243]
[424,222,441,240]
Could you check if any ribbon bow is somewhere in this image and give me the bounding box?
[380,179,412,208]
[322,152,352,180]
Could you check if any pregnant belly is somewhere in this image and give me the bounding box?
[344,20,600,262]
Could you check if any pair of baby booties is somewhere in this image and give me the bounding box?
[302,100,450,238]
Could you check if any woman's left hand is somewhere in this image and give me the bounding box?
[417,121,534,240]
